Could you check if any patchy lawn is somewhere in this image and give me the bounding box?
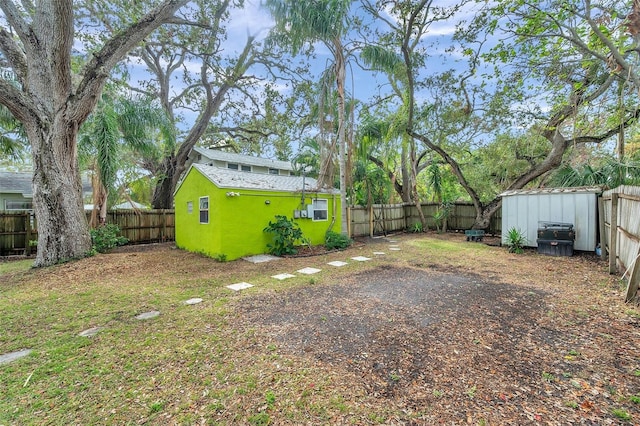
[1,233,639,425]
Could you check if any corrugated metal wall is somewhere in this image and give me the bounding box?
[501,188,600,251]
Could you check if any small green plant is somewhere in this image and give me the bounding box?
[465,385,477,398]
[214,253,227,262]
[263,215,308,256]
[248,412,270,425]
[506,227,527,253]
[433,202,452,233]
[432,389,443,398]
[29,239,38,247]
[611,408,631,421]
[389,373,401,382]
[630,394,640,404]
[149,401,164,414]
[564,400,578,409]
[542,371,555,382]
[265,390,276,408]
[90,224,128,253]
[324,230,352,250]
[410,222,423,233]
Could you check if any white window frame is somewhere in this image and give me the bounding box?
[241,165,251,172]
[268,168,279,175]
[227,163,239,170]
[199,196,209,224]
[312,198,328,221]
[187,201,193,214]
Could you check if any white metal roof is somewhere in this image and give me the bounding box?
[499,186,603,197]
[183,164,339,194]
[192,146,294,171]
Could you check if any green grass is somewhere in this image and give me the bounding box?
[0,234,635,424]
[0,259,32,274]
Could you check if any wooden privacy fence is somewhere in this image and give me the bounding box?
[0,209,175,256]
[348,202,502,238]
[601,186,640,302]
[3,203,501,255]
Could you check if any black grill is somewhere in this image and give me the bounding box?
[537,222,574,256]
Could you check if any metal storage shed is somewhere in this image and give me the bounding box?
[499,187,602,252]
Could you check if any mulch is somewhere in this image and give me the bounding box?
[233,235,640,425]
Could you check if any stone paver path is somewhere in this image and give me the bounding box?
[184,298,203,305]
[272,273,296,280]
[78,327,103,337]
[351,256,371,262]
[327,260,348,267]
[296,267,322,275]
[0,349,32,366]
[135,311,160,320]
[227,282,254,291]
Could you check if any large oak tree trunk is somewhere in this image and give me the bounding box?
[29,122,92,266]
[0,0,187,266]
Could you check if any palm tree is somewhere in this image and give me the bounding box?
[265,0,352,235]
[548,158,640,189]
[0,104,27,162]
[79,96,171,227]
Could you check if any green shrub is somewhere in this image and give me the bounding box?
[410,222,423,233]
[90,224,128,253]
[506,227,527,254]
[325,231,352,250]
[263,215,308,256]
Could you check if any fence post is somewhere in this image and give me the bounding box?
[609,193,619,274]
[625,245,640,303]
[369,204,373,238]
[598,196,606,260]
[24,212,32,256]
[346,207,351,238]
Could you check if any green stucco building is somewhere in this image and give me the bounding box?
[174,163,341,260]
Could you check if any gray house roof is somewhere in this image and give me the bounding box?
[0,171,33,197]
[192,146,294,172]
[182,163,339,194]
[0,171,93,198]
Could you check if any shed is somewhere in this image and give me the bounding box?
[499,186,602,252]
[174,164,341,260]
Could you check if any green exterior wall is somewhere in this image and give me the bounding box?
[175,167,341,260]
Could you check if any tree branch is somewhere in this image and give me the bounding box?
[72,0,188,123]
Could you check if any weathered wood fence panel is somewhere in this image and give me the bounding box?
[602,186,640,302]
[349,202,502,238]
[0,209,174,255]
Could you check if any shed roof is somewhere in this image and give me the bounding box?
[192,146,294,171]
[499,186,603,197]
[183,163,339,194]
[0,171,32,197]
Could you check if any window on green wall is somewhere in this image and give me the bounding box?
[199,197,209,224]
[187,201,193,214]
[312,199,328,221]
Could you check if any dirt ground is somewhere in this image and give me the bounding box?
[232,232,640,424]
[5,231,640,424]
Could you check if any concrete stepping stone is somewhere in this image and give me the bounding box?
[272,273,296,280]
[351,256,371,261]
[296,267,321,275]
[388,240,398,243]
[389,247,401,251]
[243,254,280,263]
[136,310,160,320]
[373,251,385,255]
[0,349,32,366]
[184,298,203,305]
[78,326,103,337]
[227,282,254,291]
[327,260,348,267]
